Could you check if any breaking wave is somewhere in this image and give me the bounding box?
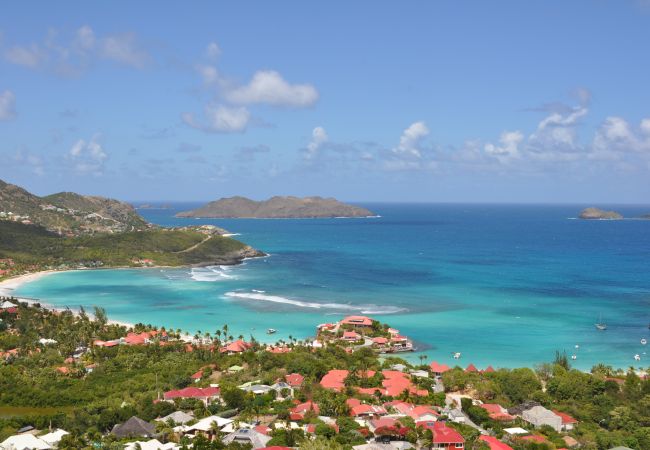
[190,266,237,282]
[224,291,406,314]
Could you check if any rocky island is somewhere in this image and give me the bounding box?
[578,207,623,220]
[176,195,375,219]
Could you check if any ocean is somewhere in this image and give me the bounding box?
[14,203,650,370]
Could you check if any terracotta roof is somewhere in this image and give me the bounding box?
[479,436,513,450]
[553,410,578,424]
[320,369,348,391]
[285,373,304,387]
[220,339,252,353]
[429,361,451,373]
[465,363,478,372]
[350,404,387,417]
[163,386,220,400]
[417,421,464,444]
[341,315,374,326]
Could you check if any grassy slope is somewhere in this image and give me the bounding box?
[0,221,250,267]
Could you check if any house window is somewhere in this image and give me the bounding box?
[455,444,463,448]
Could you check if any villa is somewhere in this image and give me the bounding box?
[341,315,374,328]
[429,361,451,376]
[163,386,220,405]
[417,421,465,449]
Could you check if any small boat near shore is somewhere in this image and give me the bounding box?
[595,313,607,331]
[266,328,277,334]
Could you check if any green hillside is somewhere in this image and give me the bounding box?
[0,221,262,272]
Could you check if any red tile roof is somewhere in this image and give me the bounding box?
[479,436,513,450]
[429,361,451,373]
[290,401,319,420]
[417,421,464,444]
[350,404,387,417]
[285,373,304,387]
[484,365,496,373]
[320,369,348,391]
[220,339,252,353]
[190,370,203,380]
[479,404,515,421]
[341,315,373,326]
[342,331,361,340]
[163,386,220,401]
[553,410,578,424]
[465,363,478,372]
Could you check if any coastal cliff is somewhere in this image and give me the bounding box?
[578,207,623,220]
[176,196,374,219]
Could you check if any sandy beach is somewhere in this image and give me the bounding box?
[0,270,59,298]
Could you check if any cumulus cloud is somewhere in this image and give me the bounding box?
[303,126,328,160]
[182,104,250,133]
[13,148,44,176]
[67,135,108,175]
[226,70,319,107]
[0,90,17,120]
[393,121,429,158]
[484,131,524,163]
[196,64,220,85]
[591,116,650,160]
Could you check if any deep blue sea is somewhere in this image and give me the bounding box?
[15,203,650,370]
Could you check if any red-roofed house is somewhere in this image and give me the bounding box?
[342,331,362,342]
[479,436,513,450]
[341,315,374,328]
[163,386,220,405]
[220,339,252,354]
[350,403,387,419]
[465,363,478,373]
[372,337,389,345]
[483,365,496,373]
[369,417,398,434]
[553,410,578,431]
[254,425,272,436]
[429,361,451,376]
[320,369,348,391]
[285,373,304,388]
[418,421,464,449]
[290,401,320,421]
[93,339,120,347]
[191,370,204,382]
[479,404,515,422]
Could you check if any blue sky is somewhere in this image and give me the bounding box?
[1,1,649,203]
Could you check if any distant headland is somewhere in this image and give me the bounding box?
[176,196,375,219]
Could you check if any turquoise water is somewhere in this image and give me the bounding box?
[15,203,650,370]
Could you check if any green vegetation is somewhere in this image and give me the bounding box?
[1,302,649,449]
[0,221,258,275]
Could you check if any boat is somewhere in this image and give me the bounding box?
[634,354,641,361]
[571,355,577,360]
[452,352,461,359]
[266,328,277,334]
[642,339,647,345]
[595,313,607,331]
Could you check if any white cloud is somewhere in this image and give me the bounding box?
[182,105,250,133]
[592,116,650,159]
[101,33,149,68]
[393,121,429,158]
[304,126,328,159]
[196,64,220,85]
[3,26,150,72]
[67,135,108,175]
[206,42,221,59]
[0,90,16,120]
[75,25,96,50]
[4,44,46,67]
[484,131,524,163]
[226,70,319,107]
[13,149,44,176]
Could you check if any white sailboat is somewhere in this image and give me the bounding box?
[595,313,607,331]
